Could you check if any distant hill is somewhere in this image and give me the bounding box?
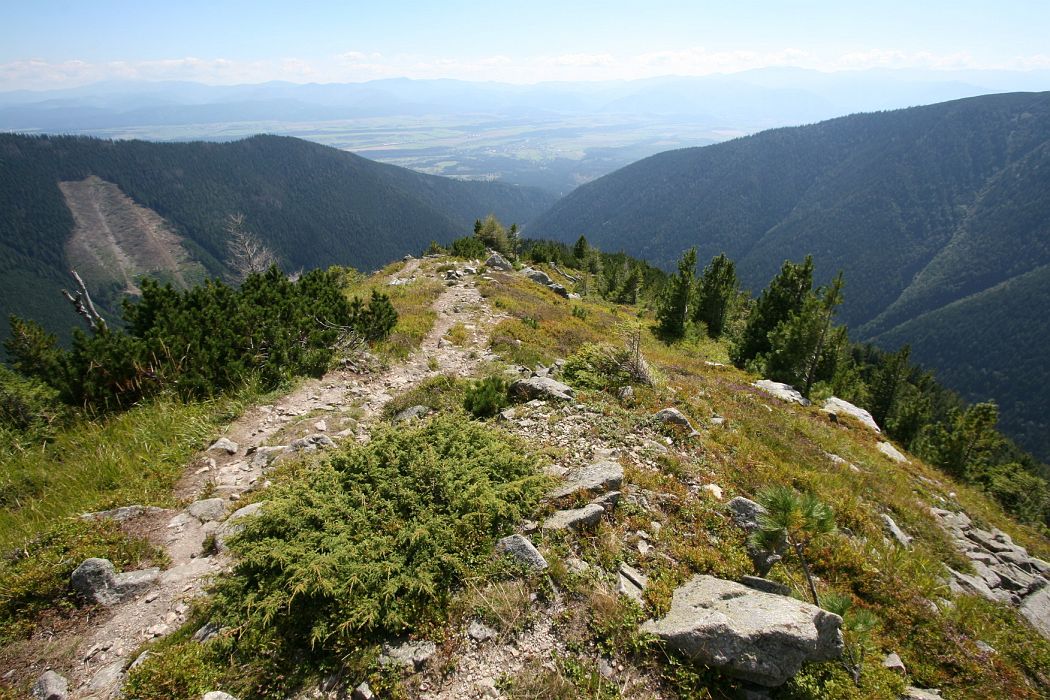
[530,92,1050,459]
[0,133,554,342]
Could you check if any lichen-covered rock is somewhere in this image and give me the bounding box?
[32,670,68,700]
[641,575,843,687]
[653,407,700,435]
[496,534,548,570]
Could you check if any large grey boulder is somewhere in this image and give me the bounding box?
[542,503,605,531]
[548,459,623,500]
[71,558,159,605]
[510,376,574,402]
[32,670,68,700]
[496,534,548,570]
[641,575,843,687]
[523,268,555,285]
[823,397,881,432]
[485,252,513,271]
[753,380,811,407]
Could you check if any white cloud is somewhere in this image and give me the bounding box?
[2,47,1049,90]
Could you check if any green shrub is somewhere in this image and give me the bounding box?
[213,415,546,653]
[464,376,510,418]
[0,365,67,446]
[0,518,165,643]
[122,642,226,700]
[449,236,488,259]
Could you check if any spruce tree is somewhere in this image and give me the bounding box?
[655,248,696,340]
[693,252,737,338]
[732,256,814,367]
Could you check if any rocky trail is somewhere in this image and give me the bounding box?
[60,258,510,699]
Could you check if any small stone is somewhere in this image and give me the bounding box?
[653,407,700,435]
[352,682,375,700]
[314,419,328,432]
[202,693,239,700]
[702,483,724,500]
[193,621,221,643]
[975,640,996,654]
[379,640,436,670]
[393,405,430,423]
[882,652,906,674]
[468,620,497,642]
[542,503,604,531]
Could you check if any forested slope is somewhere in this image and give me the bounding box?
[0,133,554,341]
[530,91,1050,458]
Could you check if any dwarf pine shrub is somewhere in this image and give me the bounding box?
[213,415,546,653]
[464,376,509,418]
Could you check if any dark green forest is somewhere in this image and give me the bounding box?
[531,91,1050,460]
[0,133,554,344]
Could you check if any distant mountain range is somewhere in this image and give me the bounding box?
[0,133,553,343]
[531,92,1050,460]
[4,69,1049,195]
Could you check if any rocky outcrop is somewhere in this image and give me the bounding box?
[931,507,1050,638]
[753,380,811,406]
[70,558,159,606]
[822,397,881,432]
[509,376,574,402]
[521,266,572,297]
[641,575,843,686]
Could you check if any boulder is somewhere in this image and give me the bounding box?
[187,498,227,523]
[208,437,239,455]
[71,558,159,605]
[352,682,376,700]
[542,503,605,531]
[32,670,68,700]
[741,576,791,597]
[877,442,909,463]
[468,620,497,642]
[882,652,906,673]
[653,407,700,435]
[485,252,513,271]
[523,268,554,285]
[753,380,811,406]
[641,575,843,687]
[547,282,570,298]
[548,459,623,500]
[822,397,881,432]
[496,534,548,570]
[509,377,574,402]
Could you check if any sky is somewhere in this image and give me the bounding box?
[3,0,1050,90]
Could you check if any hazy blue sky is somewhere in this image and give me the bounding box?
[3,0,1050,89]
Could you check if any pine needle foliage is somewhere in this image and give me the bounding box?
[214,415,547,651]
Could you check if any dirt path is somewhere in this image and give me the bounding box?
[67,259,507,699]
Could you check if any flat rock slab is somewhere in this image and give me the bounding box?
[548,459,623,500]
[542,503,605,531]
[187,497,227,523]
[71,558,159,606]
[510,377,574,402]
[641,575,843,687]
[823,397,881,432]
[1019,584,1050,639]
[753,380,811,407]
